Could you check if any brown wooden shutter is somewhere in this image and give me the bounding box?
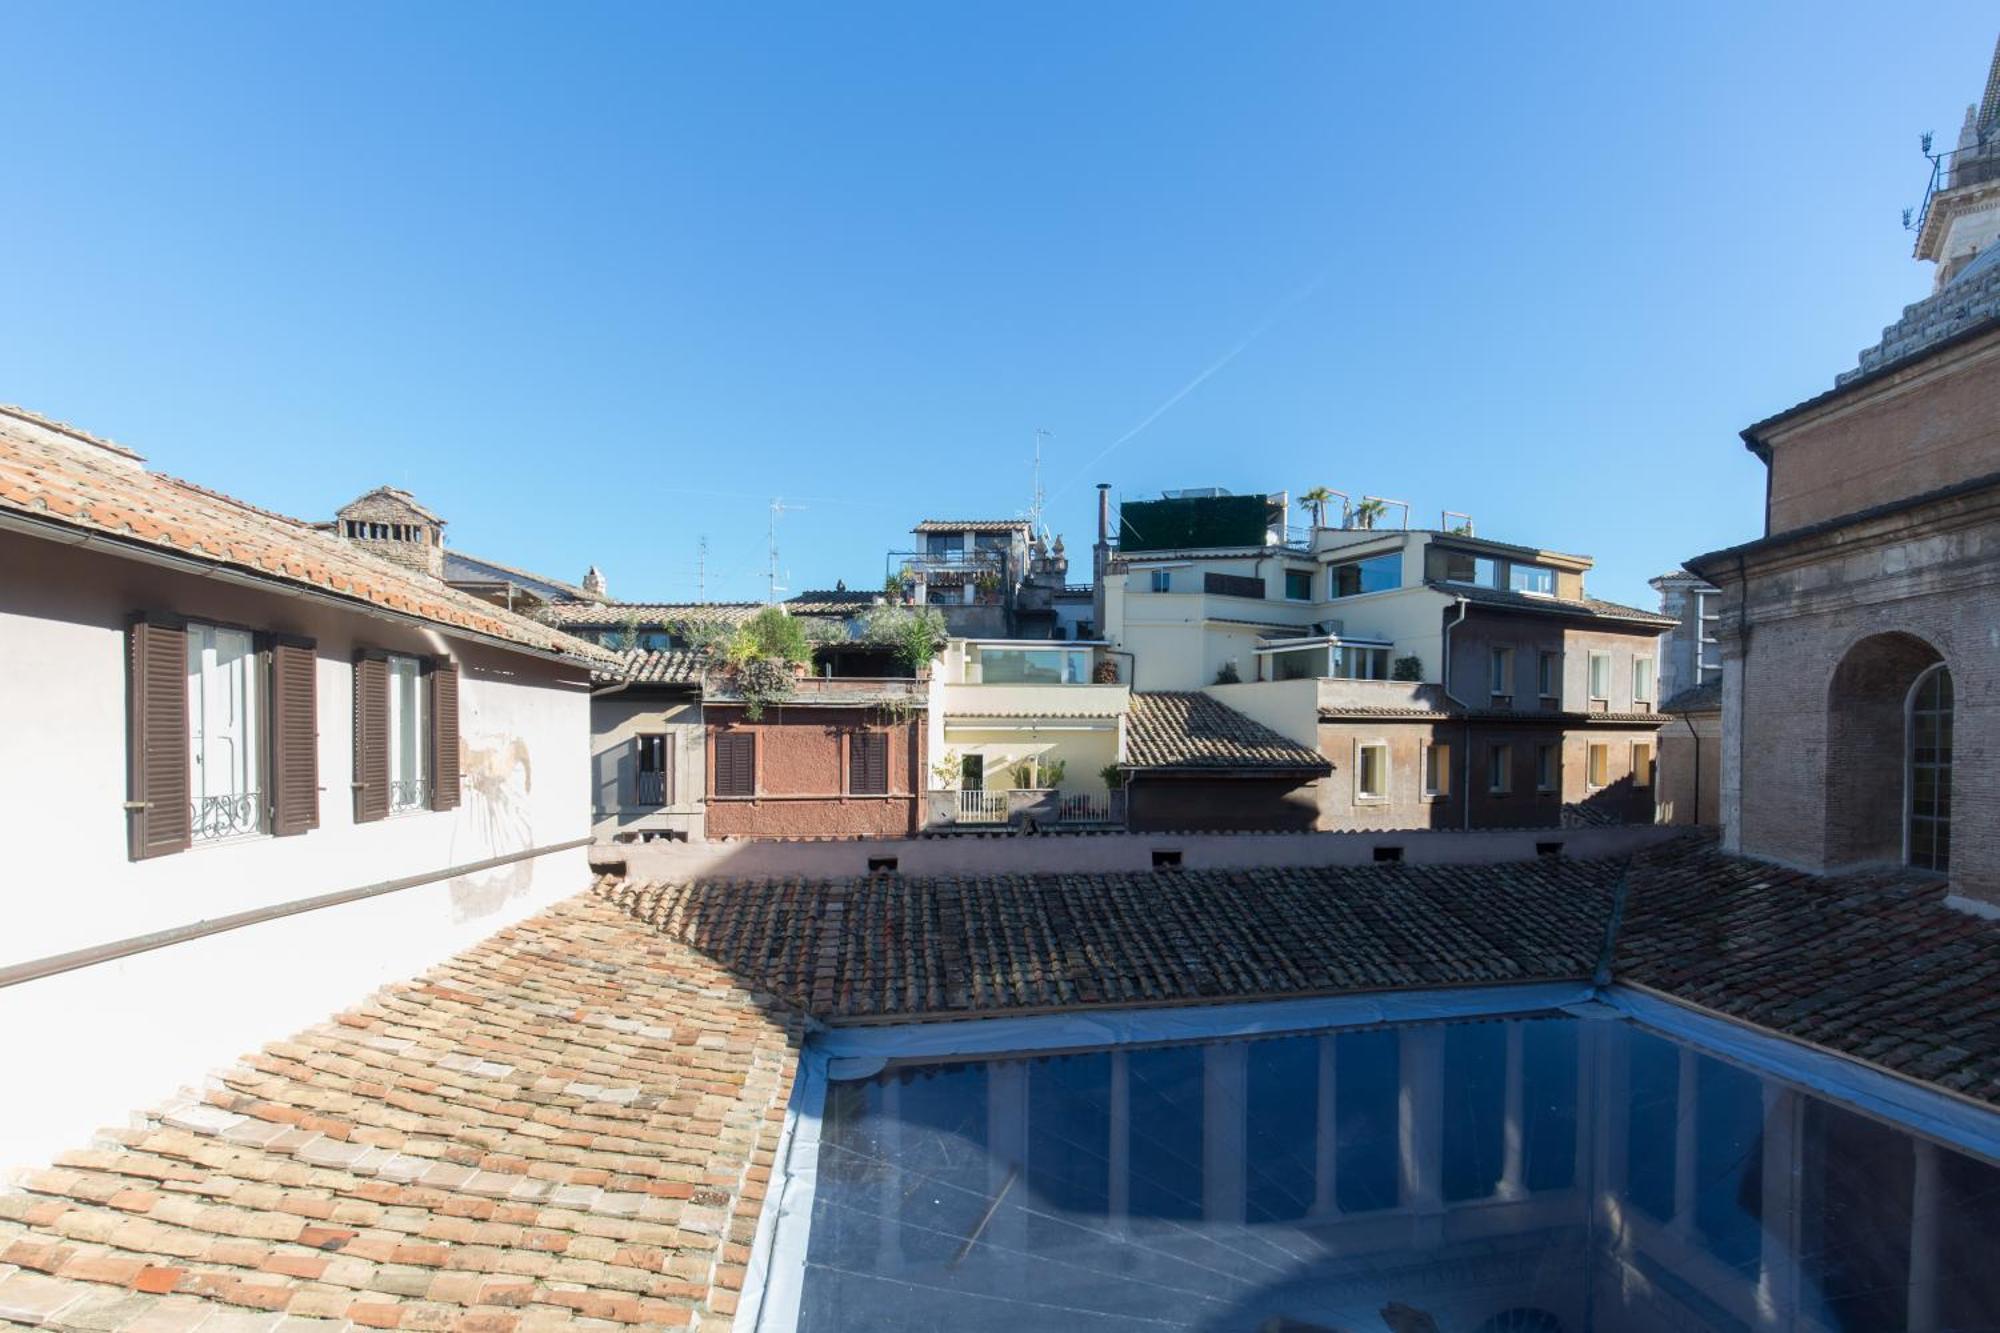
[849,732,888,794]
[353,653,390,823]
[430,658,461,811]
[127,618,191,859]
[269,638,319,836]
[715,733,755,797]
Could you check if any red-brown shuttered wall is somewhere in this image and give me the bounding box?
[353,654,390,823]
[269,639,319,836]
[714,733,756,797]
[430,658,461,811]
[127,618,192,859]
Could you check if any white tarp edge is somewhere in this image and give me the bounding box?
[733,1047,828,1333]
[1603,984,2000,1164]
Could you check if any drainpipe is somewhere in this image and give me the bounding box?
[1679,707,1701,825]
[1440,596,1473,830]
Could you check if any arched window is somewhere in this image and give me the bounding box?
[1908,664,1953,872]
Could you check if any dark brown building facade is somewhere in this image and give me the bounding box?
[703,680,928,839]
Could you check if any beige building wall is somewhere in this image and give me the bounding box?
[591,691,705,839]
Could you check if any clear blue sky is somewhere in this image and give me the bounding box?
[3,4,1992,607]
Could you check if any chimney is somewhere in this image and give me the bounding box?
[1092,483,1113,638]
[1096,483,1112,546]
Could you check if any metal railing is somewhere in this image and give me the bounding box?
[635,770,667,807]
[1913,141,2000,235]
[390,778,430,813]
[191,792,262,842]
[927,788,1125,830]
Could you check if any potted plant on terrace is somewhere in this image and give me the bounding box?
[720,606,814,719]
[974,570,1003,604]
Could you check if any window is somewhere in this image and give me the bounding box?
[1509,564,1555,596]
[1538,651,1559,698]
[849,732,889,795]
[960,752,985,792]
[1633,656,1655,705]
[387,654,429,812]
[1586,743,1610,788]
[714,733,756,797]
[1284,568,1314,601]
[1355,742,1389,800]
[187,623,264,841]
[1329,644,1391,681]
[1909,665,1953,872]
[1149,568,1173,593]
[352,652,458,824]
[1536,743,1558,792]
[978,648,1091,684]
[1435,551,1502,588]
[1422,743,1450,798]
[1488,744,1513,794]
[1588,652,1612,703]
[635,734,670,806]
[926,532,962,557]
[1328,553,1401,598]
[1631,742,1653,788]
[1489,646,1513,697]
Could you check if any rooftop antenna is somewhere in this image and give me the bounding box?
[697,535,708,602]
[767,498,804,602]
[1029,429,1052,540]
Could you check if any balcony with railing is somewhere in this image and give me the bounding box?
[1914,140,2000,240]
[925,787,1126,831]
[634,770,667,807]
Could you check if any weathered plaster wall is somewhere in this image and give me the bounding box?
[591,690,705,839]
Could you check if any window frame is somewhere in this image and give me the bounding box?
[1538,651,1559,700]
[1586,742,1610,789]
[1632,656,1655,706]
[185,619,270,845]
[1421,742,1450,799]
[1906,663,1953,873]
[1149,568,1173,594]
[1489,645,1514,699]
[1327,552,1402,599]
[384,652,431,815]
[1630,741,1653,789]
[1283,567,1314,602]
[1487,743,1513,795]
[1535,742,1558,793]
[848,731,891,796]
[1587,652,1612,705]
[1354,740,1390,802]
[714,732,758,798]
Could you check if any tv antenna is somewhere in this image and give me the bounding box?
[697,534,708,602]
[1029,428,1052,539]
[768,498,805,602]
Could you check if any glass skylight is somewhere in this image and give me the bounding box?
[791,1012,2000,1332]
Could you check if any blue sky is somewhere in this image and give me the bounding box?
[2,4,1992,607]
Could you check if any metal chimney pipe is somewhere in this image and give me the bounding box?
[1096,483,1112,544]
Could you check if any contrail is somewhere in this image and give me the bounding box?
[1050,266,1331,502]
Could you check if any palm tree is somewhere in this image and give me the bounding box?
[1353,497,1388,530]
[1300,485,1335,530]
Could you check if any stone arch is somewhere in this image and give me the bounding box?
[1824,631,1945,869]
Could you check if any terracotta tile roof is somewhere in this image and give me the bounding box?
[1615,836,2000,1104]
[0,407,612,666]
[598,648,708,687]
[1431,581,1677,628]
[539,601,764,631]
[783,591,879,614]
[1124,691,1331,773]
[0,892,799,1331]
[607,857,1617,1021]
[910,519,1030,534]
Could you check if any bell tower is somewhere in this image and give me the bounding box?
[1913,33,2000,290]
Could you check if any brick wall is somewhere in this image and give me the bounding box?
[703,703,926,838]
[1764,329,2000,535]
[1704,469,2000,901]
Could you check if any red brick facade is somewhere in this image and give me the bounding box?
[703,697,927,839]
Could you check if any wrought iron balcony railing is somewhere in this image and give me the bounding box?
[191,791,262,842]
[390,778,430,813]
[1913,141,2000,236]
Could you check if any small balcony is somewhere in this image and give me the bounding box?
[634,770,667,807]
[926,787,1126,832]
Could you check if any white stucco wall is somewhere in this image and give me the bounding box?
[0,529,594,1172]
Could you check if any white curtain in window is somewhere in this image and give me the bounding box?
[188,624,260,804]
[388,655,428,808]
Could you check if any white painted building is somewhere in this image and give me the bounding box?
[0,405,609,1172]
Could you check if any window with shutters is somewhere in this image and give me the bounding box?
[187,623,265,842]
[849,732,889,795]
[715,732,756,797]
[387,654,430,812]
